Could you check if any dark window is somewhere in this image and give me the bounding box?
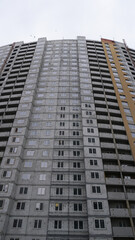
[13,219,22,228]
[19,187,28,194]
[54,220,62,229]
[34,220,42,228]
[74,220,83,229]
[16,202,25,210]
[55,203,62,211]
[74,203,82,211]
[93,202,103,209]
[92,186,101,193]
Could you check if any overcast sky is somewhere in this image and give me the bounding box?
[0,0,135,48]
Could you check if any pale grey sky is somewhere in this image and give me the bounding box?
[0,0,135,48]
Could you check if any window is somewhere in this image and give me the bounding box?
[122,101,128,107]
[55,203,62,211]
[9,147,17,153]
[93,202,103,210]
[57,174,63,180]
[73,162,80,168]
[85,103,91,108]
[73,151,80,156]
[74,203,82,211]
[39,174,46,181]
[22,173,31,180]
[91,172,99,178]
[48,114,52,119]
[60,114,65,118]
[46,122,52,127]
[61,107,65,110]
[12,137,20,143]
[73,140,80,145]
[17,119,24,124]
[13,219,22,228]
[0,184,8,192]
[74,220,83,229]
[41,161,47,168]
[86,111,92,115]
[90,159,97,166]
[6,158,15,165]
[58,150,64,156]
[60,122,65,126]
[73,114,79,118]
[59,131,64,135]
[24,161,32,168]
[88,138,95,143]
[129,124,135,130]
[95,219,105,228]
[10,238,19,240]
[3,171,11,178]
[124,108,131,114]
[26,150,34,156]
[59,140,64,145]
[31,122,38,127]
[37,188,45,195]
[28,140,37,145]
[74,174,81,181]
[16,202,25,210]
[72,106,79,111]
[57,162,63,168]
[36,202,43,210]
[0,200,4,208]
[34,220,42,228]
[72,100,79,104]
[126,116,133,121]
[43,150,48,156]
[73,122,79,127]
[120,95,126,100]
[74,188,82,195]
[92,186,101,193]
[72,93,78,98]
[56,188,63,195]
[73,131,79,136]
[89,148,96,154]
[87,128,94,133]
[19,187,28,194]
[54,220,62,229]
[132,132,135,138]
[19,111,27,116]
[84,96,91,100]
[87,119,93,124]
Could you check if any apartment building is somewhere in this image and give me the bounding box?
[0,36,135,240]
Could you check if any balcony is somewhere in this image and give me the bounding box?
[101,143,115,148]
[99,132,113,138]
[116,144,131,150]
[108,192,125,200]
[104,165,119,171]
[119,154,133,161]
[0,152,4,157]
[124,179,135,186]
[0,132,10,137]
[113,227,133,237]
[106,177,122,185]
[131,209,135,217]
[110,208,129,217]
[102,153,117,159]
[127,193,135,200]
[0,142,7,147]
[121,165,135,173]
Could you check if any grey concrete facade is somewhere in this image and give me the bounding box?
[0,37,135,240]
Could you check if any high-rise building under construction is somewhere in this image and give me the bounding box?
[0,37,135,240]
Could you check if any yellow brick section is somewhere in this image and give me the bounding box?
[101,38,135,160]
